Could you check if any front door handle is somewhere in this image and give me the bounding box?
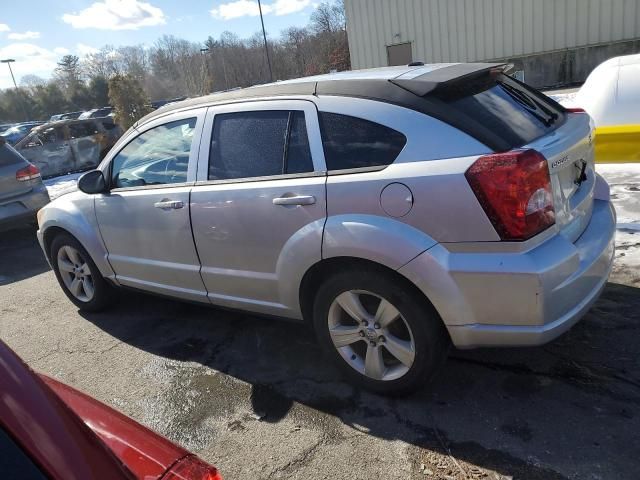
[272,195,316,206]
[154,200,184,209]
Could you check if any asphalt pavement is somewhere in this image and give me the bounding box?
[1,219,639,479]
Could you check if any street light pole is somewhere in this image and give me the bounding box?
[257,0,273,82]
[1,59,29,121]
[1,59,18,90]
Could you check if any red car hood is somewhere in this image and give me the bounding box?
[40,375,189,480]
[0,341,134,480]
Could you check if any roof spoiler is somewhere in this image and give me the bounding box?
[389,63,510,97]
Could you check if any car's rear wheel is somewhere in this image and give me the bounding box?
[312,269,449,396]
[50,233,113,311]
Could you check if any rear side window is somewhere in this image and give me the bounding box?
[0,428,47,480]
[209,110,313,180]
[434,74,565,150]
[68,122,98,139]
[319,112,407,170]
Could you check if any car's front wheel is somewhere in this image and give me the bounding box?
[313,269,449,396]
[50,233,114,312]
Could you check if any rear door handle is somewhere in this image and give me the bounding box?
[272,195,316,206]
[154,200,184,209]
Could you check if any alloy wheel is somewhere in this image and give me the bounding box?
[57,245,95,302]
[327,290,416,382]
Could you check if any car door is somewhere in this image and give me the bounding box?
[68,121,101,171]
[94,108,208,302]
[18,126,72,178]
[191,100,327,317]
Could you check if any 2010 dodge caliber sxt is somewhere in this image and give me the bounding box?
[37,63,616,395]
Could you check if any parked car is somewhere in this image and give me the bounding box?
[0,340,222,480]
[0,121,44,145]
[36,63,616,395]
[15,117,123,178]
[570,53,640,163]
[0,123,14,134]
[0,137,49,230]
[79,107,114,119]
[49,111,83,122]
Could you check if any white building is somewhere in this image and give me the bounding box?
[344,0,640,87]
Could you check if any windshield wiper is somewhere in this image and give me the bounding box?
[499,82,557,126]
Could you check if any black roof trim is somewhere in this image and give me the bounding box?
[390,63,506,96]
[137,66,517,152]
[315,78,511,152]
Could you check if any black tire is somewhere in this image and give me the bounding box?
[312,268,450,396]
[50,233,114,312]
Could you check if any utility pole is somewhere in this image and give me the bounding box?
[257,0,273,82]
[200,48,209,96]
[1,59,29,121]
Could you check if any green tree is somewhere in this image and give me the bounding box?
[32,83,71,118]
[55,55,82,88]
[0,88,37,122]
[88,76,110,107]
[108,74,152,130]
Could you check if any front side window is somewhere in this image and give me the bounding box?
[208,110,313,180]
[41,127,65,145]
[319,112,407,171]
[111,118,196,188]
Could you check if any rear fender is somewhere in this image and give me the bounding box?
[322,214,438,270]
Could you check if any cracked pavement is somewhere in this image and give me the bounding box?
[1,168,639,479]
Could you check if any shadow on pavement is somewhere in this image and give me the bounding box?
[0,226,50,285]
[79,281,640,478]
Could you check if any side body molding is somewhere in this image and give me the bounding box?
[38,191,116,281]
[322,214,438,270]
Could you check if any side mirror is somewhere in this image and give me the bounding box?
[78,170,107,194]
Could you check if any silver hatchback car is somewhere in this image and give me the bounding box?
[37,63,616,394]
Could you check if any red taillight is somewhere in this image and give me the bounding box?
[162,456,222,480]
[465,149,555,241]
[566,107,586,114]
[16,163,41,182]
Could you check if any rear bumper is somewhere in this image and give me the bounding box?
[399,199,616,348]
[0,184,50,228]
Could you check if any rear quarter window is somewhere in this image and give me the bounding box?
[319,112,407,171]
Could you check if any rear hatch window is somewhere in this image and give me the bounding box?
[0,143,26,167]
[433,73,566,151]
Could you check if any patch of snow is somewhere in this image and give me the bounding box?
[547,91,579,107]
[597,164,640,226]
[597,164,640,275]
[43,172,83,200]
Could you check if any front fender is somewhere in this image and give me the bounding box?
[38,191,115,281]
[322,214,438,270]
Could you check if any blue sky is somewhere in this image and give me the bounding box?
[0,0,317,89]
